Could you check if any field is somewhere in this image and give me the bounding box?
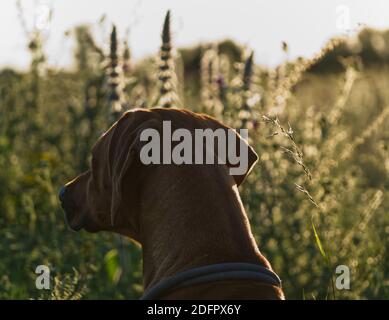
[0,12,388,299]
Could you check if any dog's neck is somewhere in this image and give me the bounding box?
[136,164,270,290]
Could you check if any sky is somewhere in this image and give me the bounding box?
[1,0,389,70]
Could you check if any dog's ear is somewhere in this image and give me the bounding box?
[205,116,258,187]
[228,128,258,186]
[109,110,161,230]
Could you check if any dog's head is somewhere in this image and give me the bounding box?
[59,108,258,240]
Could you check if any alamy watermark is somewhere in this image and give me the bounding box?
[336,4,351,31]
[335,264,350,290]
[139,121,250,176]
[35,265,50,290]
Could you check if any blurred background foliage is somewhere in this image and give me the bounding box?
[0,10,388,299]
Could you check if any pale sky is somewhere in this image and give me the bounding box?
[1,0,389,70]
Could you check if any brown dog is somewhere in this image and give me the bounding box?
[59,108,284,299]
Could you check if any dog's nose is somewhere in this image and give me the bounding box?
[58,186,66,203]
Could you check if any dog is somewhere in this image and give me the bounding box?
[59,107,284,299]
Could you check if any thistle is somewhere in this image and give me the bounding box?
[122,40,132,77]
[200,44,224,117]
[242,51,254,92]
[157,10,179,108]
[107,25,124,124]
[239,51,255,129]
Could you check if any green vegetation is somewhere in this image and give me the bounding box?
[0,11,388,299]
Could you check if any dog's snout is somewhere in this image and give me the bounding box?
[59,186,66,203]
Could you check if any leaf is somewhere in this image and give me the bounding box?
[104,249,122,284]
[311,218,327,260]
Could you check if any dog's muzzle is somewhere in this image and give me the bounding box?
[59,185,82,231]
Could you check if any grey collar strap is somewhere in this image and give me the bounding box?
[140,262,282,300]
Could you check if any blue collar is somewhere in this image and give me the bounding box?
[141,262,282,300]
